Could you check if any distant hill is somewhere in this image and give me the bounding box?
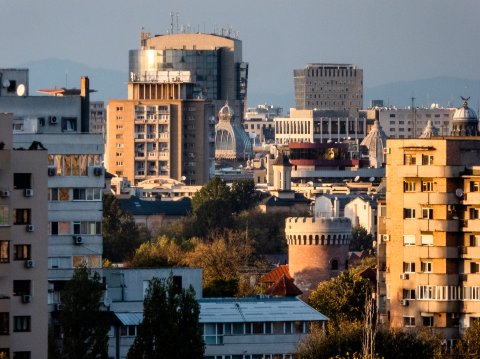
[19,59,480,111]
[21,58,127,101]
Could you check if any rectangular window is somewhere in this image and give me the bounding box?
[13,209,31,225]
[404,208,416,219]
[0,313,9,335]
[471,262,480,274]
[0,241,8,263]
[402,289,416,300]
[404,154,416,165]
[13,316,31,332]
[470,182,480,192]
[61,118,77,132]
[422,315,434,327]
[0,206,9,226]
[13,352,31,359]
[422,208,433,219]
[13,280,31,296]
[421,261,432,273]
[403,316,415,327]
[72,221,102,235]
[421,233,434,246]
[403,235,416,246]
[470,208,480,220]
[73,188,101,201]
[470,235,480,247]
[49,188,69,201]
[403,181,416,192]
[422,155,434,165]
[417,285,435,300]
[403,262,416,273]
[13,173,31,189]
[14,245,30,260]
[421,181,434,192]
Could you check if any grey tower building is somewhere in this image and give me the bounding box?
[294,63,363,118]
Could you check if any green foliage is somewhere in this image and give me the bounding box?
[128,235,186,267]
[375,328,442,359]
[456,320,480,358]
[230,179,258,212]
[349,225,374,252]
[308,270,371,324]
[191,177,233,213]
[102,194,150,262]
[57,265,110,359]
[127,275,204,359]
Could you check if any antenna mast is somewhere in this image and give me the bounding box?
[410,96,416,138]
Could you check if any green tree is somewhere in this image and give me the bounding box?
[231,179,258,212]
[56,265,109,359]
[103,194,150,262]
[457,319,480,358]
[191,177,233,212]
[308,269,371,324]
[129,235,187,268]
[127,275,204,359]
[349,225,374,252]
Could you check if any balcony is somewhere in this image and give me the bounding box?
[425,192,459,205]
[158,151,169,158]
[463,192,480,205]
[417,219,459,232]
[147,152,157,158]
[146,134,157,140]
[462,219,480,232]
[414,300,460,313]
[158,133,169,140]
[135,152,145,158]
[134,133,145,140]
[415,245,458,259]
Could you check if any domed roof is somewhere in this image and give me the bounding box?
[419,120,439,139]
[219,101,234,119]
[453,97,477,121]
[360,120,387,168]
[451,97,479,137]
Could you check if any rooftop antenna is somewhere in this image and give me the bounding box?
[170,12,174,34]
[65,71,68,88]
[410,96,416,137]
[176,12,179,34]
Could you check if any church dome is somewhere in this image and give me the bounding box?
[360,120,387,168]
[451,97,478,136]
[419,120,439,139]
[219,102,234,119]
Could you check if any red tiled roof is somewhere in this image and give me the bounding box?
[260,265,291,284]
[265,274,302,297]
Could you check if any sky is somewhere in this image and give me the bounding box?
[1,0,479,98]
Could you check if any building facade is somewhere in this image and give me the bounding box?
[294,63,363,118]
[0,113,49,359]
[385,135,480,340]
[90,101,106,137]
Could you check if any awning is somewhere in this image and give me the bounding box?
[114,312,143,326]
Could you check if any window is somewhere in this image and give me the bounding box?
[49,188,69,201]
[470,182,480,192]
[422,208,433,219]
[403,235,416,246]
[422,315,434,327]
[73,188,101,201]
[13,280,31,296]
[120,325,137,337]
[471,262,480,274]
[61,117,77,132]
[421,233,434,246]
[48,257,71,269]
[404,154,416,165]
[13,209,31,225]
[422,155,434,165]
[421,181,434,192]
[421,261,432,273]
[14,245,30,260]
[403,316,415,327]
[0,313,8,335]
[0,206,8,226]
[13,316,31,332]
[403,262,416,273]
[470,235,480,247]
[331,259,338,270]
[13,352,31,359]
[403,289,416,300]
[73,255,101,268]
[417,285,435,300]
[13,173,31,189]
[404,181,416,192]
[470,208,480,220]
[404,208,416,219]
[72,221,102,235]
[0,241,8,263]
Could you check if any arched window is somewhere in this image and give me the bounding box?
[309,235,313,245]
[314,235,319,245]
[331,259,339,270]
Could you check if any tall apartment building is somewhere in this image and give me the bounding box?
[294,64,363,117]
[107,31,249,185]
[90,101,106,137]
[384,99,480,341]
[0,70,105,311]
[0,113,48,359]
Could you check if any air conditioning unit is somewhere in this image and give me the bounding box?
[48,167,56,176]
[93,167,103,176]
[382,234,390,242]
[49,116,58,125]
[384,147,391,154]
[24,260,35,269]
[400,273,409,280]
[73,236,83,245]
[55,303,64,311]
[26,225,35,232]
[400,299,409,306]
[0,190,10,198]
[21,295,32,303]
[24,189,33,197]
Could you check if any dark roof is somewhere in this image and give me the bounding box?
[272,153,292,167]
[357,267,377,282]
[265,274,303,297]
[105,171,115,179]
[118,196,192,216]
[261,193,310,207]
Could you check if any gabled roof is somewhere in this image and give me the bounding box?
[265,274,303,297]
[118,196,192,216]
[260,265,291,284]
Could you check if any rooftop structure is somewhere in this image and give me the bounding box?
[360,120,387,168]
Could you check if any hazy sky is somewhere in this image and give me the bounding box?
[2,0,479,96]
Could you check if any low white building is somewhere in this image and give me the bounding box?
[344,195,377,235]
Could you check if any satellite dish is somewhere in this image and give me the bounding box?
[181,176,186,181]
[455,188,464,198]
[369,177,375,182]
[103,296,112,308]
[16,84,26,97]
[354,176,360,182]
[2,79,10,88]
